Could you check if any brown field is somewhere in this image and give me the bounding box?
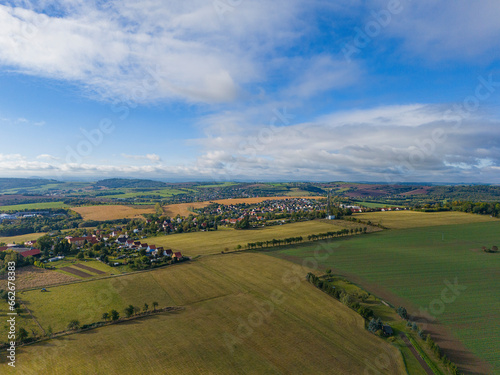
[71,205,155,221]
[60,267,93,278]
[73,263,106,275]
[0,266,76,290]
[164,196,323,217]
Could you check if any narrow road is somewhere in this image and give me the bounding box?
[399,333,435,375]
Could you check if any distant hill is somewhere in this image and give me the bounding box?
[0,178,60,191]
[95,178,168,189]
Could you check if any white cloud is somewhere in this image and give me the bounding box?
[36,154,59,161]
[379,0,500,62]
[121,153,162,163]
[284,55,362,99]
[0,0,311,104]
[191,104,500,182]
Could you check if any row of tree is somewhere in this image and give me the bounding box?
[397,306,460,374]
[306,273,374,320]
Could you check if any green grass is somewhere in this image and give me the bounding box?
[407,335,444,375]
[102,188,187,199]
[354,201,402,208]
[0,201,68,212]
[7,254,407,374]
[147,220,360,256]
[0,232,48,245]
[269,221,500,374]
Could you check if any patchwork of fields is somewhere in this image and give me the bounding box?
[6,254,407,374]
[270,220,500,374]
[147,220,364,256]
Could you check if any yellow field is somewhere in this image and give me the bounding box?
[9,253,407,374]
[71,205,155,221]
[147,220,358,256]
[354,210,497,229]
[164,196,323,217]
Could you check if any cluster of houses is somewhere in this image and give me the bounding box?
[0,211,59,222]
[0,244,41,257]
[64,234,183,260]
[340,205,408,213]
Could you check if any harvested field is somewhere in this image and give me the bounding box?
[164,196,323,217]
[147,219,362,256]
[71,205,155,221]
[354,210,497,229]
[73,263,106,275]
[59,267,93,278]
[11,253,407,374]
[0,266,76,290]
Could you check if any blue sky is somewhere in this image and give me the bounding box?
[0,0,499,183]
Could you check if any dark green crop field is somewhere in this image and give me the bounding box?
[269,221,500,374]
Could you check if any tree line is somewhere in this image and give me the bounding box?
[243,227,366,250]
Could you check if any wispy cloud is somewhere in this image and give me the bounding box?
[121,153,162,163]
[0,0,314,104]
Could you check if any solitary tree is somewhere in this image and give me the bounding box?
[102,312,110,322]
[18,327,29,342]
[152,301,159,311]
[110,309,120,321]
[124,305,135,318]
[143,303,149,312]
[68,320,80,331]
[397,306,408,320]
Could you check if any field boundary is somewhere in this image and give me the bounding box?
[0,306,185,351]
[400,333,437,375]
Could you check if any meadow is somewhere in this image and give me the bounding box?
[269,220,500,374]
[7,254,407,374]
[147,220,362,256]
[70,205,155,221]
[0,201,68,211]
[353,210,496,229]
[0,232,48,245]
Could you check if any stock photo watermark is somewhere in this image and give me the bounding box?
[223,241,335,353]
[342,0,407,62]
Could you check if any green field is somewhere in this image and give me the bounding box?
[0,201,68,212]
[6,254,407,374]
[270,220,500,374]
[0,232,47,245]
[354,201,401,208]
[101,188,188,199]
[354,210,497,229]
[147,220,362,256]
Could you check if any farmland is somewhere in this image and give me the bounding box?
[7,253,407,374]
[70,205,155,221]
[354,210,497,229]
[0,232,48,244]
[269,220,500,374]
[146,220,364,256]
[0,201,68,211]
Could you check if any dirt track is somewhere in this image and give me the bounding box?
[399,333,434,375]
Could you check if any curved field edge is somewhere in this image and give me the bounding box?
[268,221,500,375]
[3,253,407,375]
